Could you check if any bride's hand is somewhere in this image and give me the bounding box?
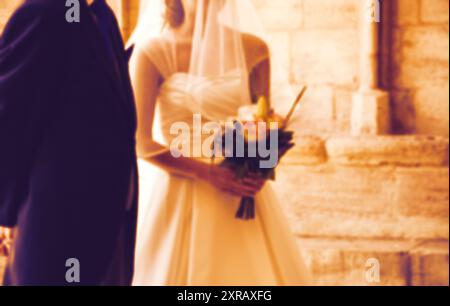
[199,165,266,197]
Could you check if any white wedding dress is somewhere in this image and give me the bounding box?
[131,39,309,286]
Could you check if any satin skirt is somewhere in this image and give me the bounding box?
[132,160,309,286]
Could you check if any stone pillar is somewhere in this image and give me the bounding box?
[351,0,391,135]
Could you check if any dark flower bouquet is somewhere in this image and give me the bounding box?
[213,87,307,220]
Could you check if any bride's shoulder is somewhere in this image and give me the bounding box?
[135,37,173,59]
[242,34,270,69]
[133,37,177,79]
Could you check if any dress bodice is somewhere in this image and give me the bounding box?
[132,40,253,157]
[156,70,252,146]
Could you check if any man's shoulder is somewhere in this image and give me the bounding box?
[22,0,63,9]
[12,0,68,26]
[1,0,71,48]
[4,0,69,34]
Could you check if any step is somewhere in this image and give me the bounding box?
[275,159,449,240]
[285,135,449,167]
[297,238,449,286]
[410,240,450,286]
[326,136,449,167]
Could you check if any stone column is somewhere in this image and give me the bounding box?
[351,0,391,135]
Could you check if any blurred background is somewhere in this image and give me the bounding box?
[0,0,448,285]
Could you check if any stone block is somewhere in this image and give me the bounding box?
[413,84,450,137]
[266,32,292,80]
[394,167,449,220]
[298,238,413,286]
[303,0,359,29]
[420,0,450,24]
[393,26,449,89]
[282,136,327,165]
[393,0,420,25]
[326,136,450,167]
[333,87,354,135]
[351,89,391,135]
[276,157,449,240]
[275,164,400,239]
[255,0,303,31]
[286,84,342,136]
[410,240,449,286]
[291,29,359,86]
[297,238,449,286]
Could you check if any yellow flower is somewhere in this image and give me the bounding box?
[255,96,270,120]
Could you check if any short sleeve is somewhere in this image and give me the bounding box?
[136,38,178,80]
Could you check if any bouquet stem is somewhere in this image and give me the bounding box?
[236,197,255,220]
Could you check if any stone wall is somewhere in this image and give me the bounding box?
[253,0,449,137]
[1,0,448,136]
[389,0,449,136]
[254,0,360,136]
[275,135,449,285]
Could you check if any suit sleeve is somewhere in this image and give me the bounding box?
[0,4,66,226]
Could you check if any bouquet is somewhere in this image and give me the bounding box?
[213,87,307,220]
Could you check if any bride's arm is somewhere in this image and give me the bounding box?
[130,48,204,179]
[130,48,263,197]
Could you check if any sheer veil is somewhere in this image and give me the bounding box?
[128,0,295,116]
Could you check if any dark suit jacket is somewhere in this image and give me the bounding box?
[0,0,138,285]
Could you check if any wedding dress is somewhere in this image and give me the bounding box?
[129,0,309,286]
[131,42,309,286]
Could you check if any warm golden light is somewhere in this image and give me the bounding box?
[0,0,448,287]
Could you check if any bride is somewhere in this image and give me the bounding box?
[129,0,309,286]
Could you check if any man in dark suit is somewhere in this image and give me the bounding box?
[0,0,138,285]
